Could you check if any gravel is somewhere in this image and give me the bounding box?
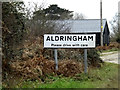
[100,51,119,64]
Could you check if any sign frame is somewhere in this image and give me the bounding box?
[44,34,96,49]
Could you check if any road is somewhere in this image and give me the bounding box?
[100,51,119,64]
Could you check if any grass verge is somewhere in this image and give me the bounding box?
[12,62,118,88]
[99,48,118,54]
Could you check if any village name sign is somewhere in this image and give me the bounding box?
[44,34,96,73]
[44,34,96,48]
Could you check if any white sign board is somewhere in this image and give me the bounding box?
[44,34,96,48]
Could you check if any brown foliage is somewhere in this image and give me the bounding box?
[2,36,103,81]
[10,55,83,80]
[96,42,120,50]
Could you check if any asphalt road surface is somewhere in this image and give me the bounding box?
[100,51,119,64]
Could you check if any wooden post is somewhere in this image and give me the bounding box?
[100,0,103,46]
[0,2,2,87]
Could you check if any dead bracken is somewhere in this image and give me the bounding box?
[10,55,83,80]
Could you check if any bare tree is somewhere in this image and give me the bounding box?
[110,13,120,43]
[25,3,71,37]
[73,13,86,20]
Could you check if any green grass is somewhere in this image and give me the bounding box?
[101,48,118,53]
[97,48,118,56]
[14,62,118,88]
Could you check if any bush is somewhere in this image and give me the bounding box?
[87,49,103,67]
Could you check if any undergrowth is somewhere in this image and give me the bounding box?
[6,62,118,88]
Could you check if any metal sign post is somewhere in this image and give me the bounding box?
[54,49,58,70]
[84,49,88,74]
[44,34,95,72]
